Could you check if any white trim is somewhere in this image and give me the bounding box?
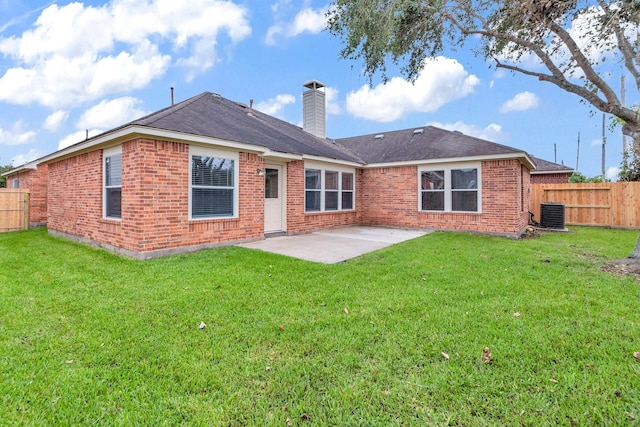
[264,162,287,232]
[530,170,573,175]
[261,150,303,161]
[188,146,239,220]
[418,162,482,213]
[301,154,363,168]
[103,145,123,220]
[1,161,38,177]
[34,125,268,166]
[304,161,356,212]
[366,152,535,170]
[304,160,358,173]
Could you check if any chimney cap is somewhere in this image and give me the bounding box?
[303,79,325,90]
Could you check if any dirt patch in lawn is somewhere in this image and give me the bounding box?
[601,258,640,280]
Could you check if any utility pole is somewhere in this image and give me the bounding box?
[602,113,606,181]
[576,132,580,171]
[622,75,628,170]
[554,143,557,163]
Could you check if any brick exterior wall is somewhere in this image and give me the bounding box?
[357,159,529,236]
[44,139,531,258]
[530,172,571,184]
[6,164,48,225]
[285,160,359,234]
[47,138,265,258]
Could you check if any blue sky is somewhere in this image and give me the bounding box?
[0,0,632,179]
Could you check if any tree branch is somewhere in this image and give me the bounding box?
[540,12,621,107]
[494,58,610,112]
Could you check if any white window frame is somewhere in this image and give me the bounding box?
[304,162,356,213]
[103,145,122,220]
[12,178,19,188]
[418,162,482,213]
[189,146,239,220]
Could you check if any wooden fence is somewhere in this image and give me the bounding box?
[530,182,640,228]
[0,189,30,232]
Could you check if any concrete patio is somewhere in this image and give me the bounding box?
[237,226,433,263]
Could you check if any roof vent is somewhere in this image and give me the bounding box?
[413,128,424,134]
[374,134,384,139]
[453,130,463,135]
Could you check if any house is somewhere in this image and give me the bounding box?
[529,157,573,184]
[5,81,537,259]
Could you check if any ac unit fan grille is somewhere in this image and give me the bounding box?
[540,203,565,229]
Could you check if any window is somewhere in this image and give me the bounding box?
[419,164,480,212]
[104,146,122,219]
[325,171,339,211]
[342,172,354,210]
[304,164,355,212]
[265,168,279,199]
[451,168,478,211]
[421,170,445,211]
[190,147,238,219]
[12,178,19,189]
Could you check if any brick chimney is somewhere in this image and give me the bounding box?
[302,80,326,139]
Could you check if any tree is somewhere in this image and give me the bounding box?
[0,164,13,188]
[569,171,606,182]
[327,0,640,256]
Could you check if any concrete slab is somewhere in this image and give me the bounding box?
[237,226,433,264]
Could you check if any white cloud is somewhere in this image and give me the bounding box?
[346,57,480,122]
[11,148,41,166]
[426,121,505,142]
[255,94,296,118]
[0,122,37,145]
[77,97,147,130]
[325,86,341,115]
[606,166,620,181]
[499,91,539,113]
[0,0,251,108]
[58,129,102,150]
[43,110,68,132]
[266,5,328,45]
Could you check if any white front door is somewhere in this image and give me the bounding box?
[264,164,284,233]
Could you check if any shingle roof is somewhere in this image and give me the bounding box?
[126,93,531,166]
[334,126,528,164]
[18,91,537,171]
[129,92,364,163]
[529,156,574,174]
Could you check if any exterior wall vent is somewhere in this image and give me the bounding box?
[540,203,565,229]
[302,80,326,139]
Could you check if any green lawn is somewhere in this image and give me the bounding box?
[1,227,639,426]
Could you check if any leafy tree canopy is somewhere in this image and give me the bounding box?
[327,0,640,141]
[0,164,13,188]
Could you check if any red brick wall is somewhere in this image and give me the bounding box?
[48,138,265,258]
[357,160,529,236]
[285,160,359,234]
[47,140,531,257]
[48,151,103,240]
[530,172,571,184]
[6,164,48,225]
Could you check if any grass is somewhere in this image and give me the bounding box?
[1,226,639,426]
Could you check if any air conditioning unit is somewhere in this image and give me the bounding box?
[540,203,565,229]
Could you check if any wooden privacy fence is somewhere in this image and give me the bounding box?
[530,182,640,228]
[0,189,30,232]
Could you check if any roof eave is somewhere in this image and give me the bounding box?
[36,125,277,164]
[530,169,574,175]
[1,162,38,177]
[364,152,537,169]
